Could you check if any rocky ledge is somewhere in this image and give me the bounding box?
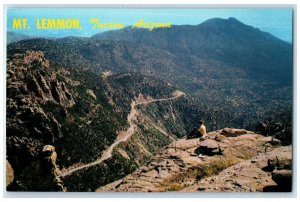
[97,128,292,192]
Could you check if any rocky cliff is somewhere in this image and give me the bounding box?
[97,129,292,192]
[6,51,71,191]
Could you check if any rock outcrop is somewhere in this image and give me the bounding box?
[7,51,75,145]
[97,129,291,192]
[182,146,291,192]
[7,51,75,107]
[7,144,66,191]
[220,128,248,137]
[195,139,222,156]
[86,89,97,100]
[6,51,70,191]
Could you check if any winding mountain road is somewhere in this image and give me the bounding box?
[60,91,185,177]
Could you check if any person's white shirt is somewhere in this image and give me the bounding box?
[199,124,206,136]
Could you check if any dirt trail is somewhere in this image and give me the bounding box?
[60,91,185,177]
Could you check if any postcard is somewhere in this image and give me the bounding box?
[5,6,293,193]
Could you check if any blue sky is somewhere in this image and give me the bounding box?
[7,8,293,42]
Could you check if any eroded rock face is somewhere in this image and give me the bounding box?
[7,51,75,109]
[97,129,292,192]
[40,145,65,191]
[7,145,65,191]
[6,51,74,145]
[6,51,70,191]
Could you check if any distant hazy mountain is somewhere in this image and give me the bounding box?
[7,32,37,44]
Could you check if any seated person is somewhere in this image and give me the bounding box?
[198,120,206,136]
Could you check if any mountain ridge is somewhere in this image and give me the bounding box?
[7,17,293,132]
[94,17,292,83]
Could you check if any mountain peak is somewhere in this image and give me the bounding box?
[228,17,240,21]
[199,17,248,30]
[203,17,241,23]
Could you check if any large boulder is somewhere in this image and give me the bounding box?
[86,89,97,100]
[195,139,221,156]
[266,147,292,171]
[42,145,57,165]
